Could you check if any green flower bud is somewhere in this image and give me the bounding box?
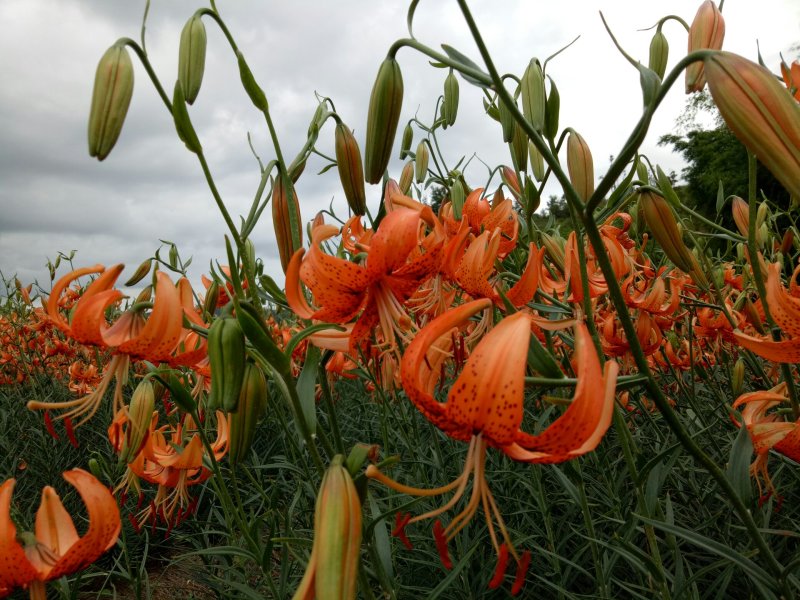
[88,43,134,161]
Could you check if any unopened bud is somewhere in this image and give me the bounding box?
[178,14,206,105]
[119,379,155,463]
[731,196,749,237]
[228,362,268,467]
[501,166,521,199]
[649,28,669,80]
[365,57,404,184]
[125,259,152,287]
[451,179,466,220]
[639,190,695,272]
[541,232,565,272]
[510,122,528,173]
[686,1,725,93]
[272,176,303,273]
[705,52,800,199]
[567,130,594,202]
[521,58,545,131]
[399,123,413,159]
[335,121,367,216]
[529,141,545,182]
[442,70,459,128]
[780,229,794,254]
[498,97,515,143]
[732,358,745,397]
[415,141,429,183]
[88,43,134,161]
[399,161,414,195]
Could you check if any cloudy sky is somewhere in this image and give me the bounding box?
[1,0,798,294]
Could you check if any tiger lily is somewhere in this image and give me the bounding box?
[366,299,618,595]
[733,383,800,498]
[29,267,184,429]
[286,206,444,356]
[0,469,121,600]
[735,262,800,361]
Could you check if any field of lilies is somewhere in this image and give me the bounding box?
[3,1,800,598]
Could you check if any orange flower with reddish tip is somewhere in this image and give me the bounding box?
[366,299,618,595]
[29,267,187,429]
[733,383,800,497]
[781,59,800,101]
[0,469,121,600]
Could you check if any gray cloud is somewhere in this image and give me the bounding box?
[1,0,798,292]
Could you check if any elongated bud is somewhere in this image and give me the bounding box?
[649,29,669,80]
[295,455,363,599]
[705,52,800,199]
[399,161,414,195]
[544,77,560,141]
[415,141,429,183]
[442,70,459,128]
[510,121,528,173]
[335,122,367,215]
[135,285,152,304]
[289,157,307,184]
[314,455,362,599]
[637,162,649,184]
[541,232,565,272]
[780,229,795,254]
[119,380,155,463]
[168,245,179,269]
[228,362,267,467]
[399,123,413,159]
[498,96,516,143]
[178,14,206,105]
[742,297,765,334]
[756,201,769,229]
[125,259,152,287]
[731,196,749,236]
[88,43,134,161]
[207,316,247,412]
[312,211,326,230]
[521,58,545,131]
[639,190,695,272]
[273,176,303,273]
[451,179,466,220]
[308,103,326,138]
[365,57,403,184]
[567,130,594,202]
[731,358,745,397]
[501,166,521,199]
[203,280,220,316]
[491,187,504,207]
[528,141,545,182]
[686,1,725,93]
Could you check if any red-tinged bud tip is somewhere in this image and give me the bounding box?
[433,520,453,570]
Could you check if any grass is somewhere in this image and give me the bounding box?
[1,356,799,599]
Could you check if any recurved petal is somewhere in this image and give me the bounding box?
[0,479,38,591]
[30,486,80,576]
[45,469,121,581]
[301,246,369,323]
[70,289,125,346]
[114,271,183,361]
[766,263,800,338]
[734,331,800,363]
[364,208,421,280]
[400,299,492,427]
[505,244,542,308]
[445,311,531,445]
[507,323,619,463]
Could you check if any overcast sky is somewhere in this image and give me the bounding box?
[1,0,798,294]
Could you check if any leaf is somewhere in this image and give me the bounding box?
[550,465,581,505]
[715,180,726,215]
[368,492,394,580]
[726,424,754,505]
[634,514,776,590]
[285,322,346,358]
[296,344,320,437]
[440,44,489,88]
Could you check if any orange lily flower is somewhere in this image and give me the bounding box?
[286,207,444,355]
[781,59,800,101]
[735,262,800,361]
[29,267,184,429]
[366,299,618,595]
[733,383,800,498]
[124,410,229,530]
[0,469,121,600]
